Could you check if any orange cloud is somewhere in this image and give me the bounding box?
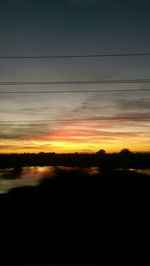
[0,114,150,153]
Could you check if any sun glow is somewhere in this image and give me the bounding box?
[1,136,150,154]
[0,119,150,154]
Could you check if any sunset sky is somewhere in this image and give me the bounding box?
[0,0,150,153]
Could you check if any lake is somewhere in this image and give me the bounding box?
[0,166,150,194]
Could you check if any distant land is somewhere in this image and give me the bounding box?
[0,149,149,169]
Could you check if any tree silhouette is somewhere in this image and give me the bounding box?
[120,148,132,155]
[96,149,106,156]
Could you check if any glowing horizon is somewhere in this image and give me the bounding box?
[0,114,150,154]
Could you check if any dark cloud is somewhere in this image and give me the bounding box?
[0,122,51,140]
[118,98,150,111]
[68,93,150,122]
[0,144,18,150]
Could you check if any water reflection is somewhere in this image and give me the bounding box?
[56,166,99,175]
[0,166,56,194]
[0,166,100,194]
[0,166,149,194]
[129,168,150,176]
[0,167,22,179]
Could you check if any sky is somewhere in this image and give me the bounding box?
[0,0,150,153]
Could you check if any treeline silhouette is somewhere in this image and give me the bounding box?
[0,149,150,169]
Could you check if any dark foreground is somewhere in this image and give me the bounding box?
[0,167,150,264]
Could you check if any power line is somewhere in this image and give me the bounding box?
[0,79,150,94]
[0,78,150,86]
[0,89,149,94]
[0,52,150,59]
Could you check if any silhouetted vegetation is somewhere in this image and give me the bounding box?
[0,150,149,169]
[0,149,150,259]
[0,165,150,243]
